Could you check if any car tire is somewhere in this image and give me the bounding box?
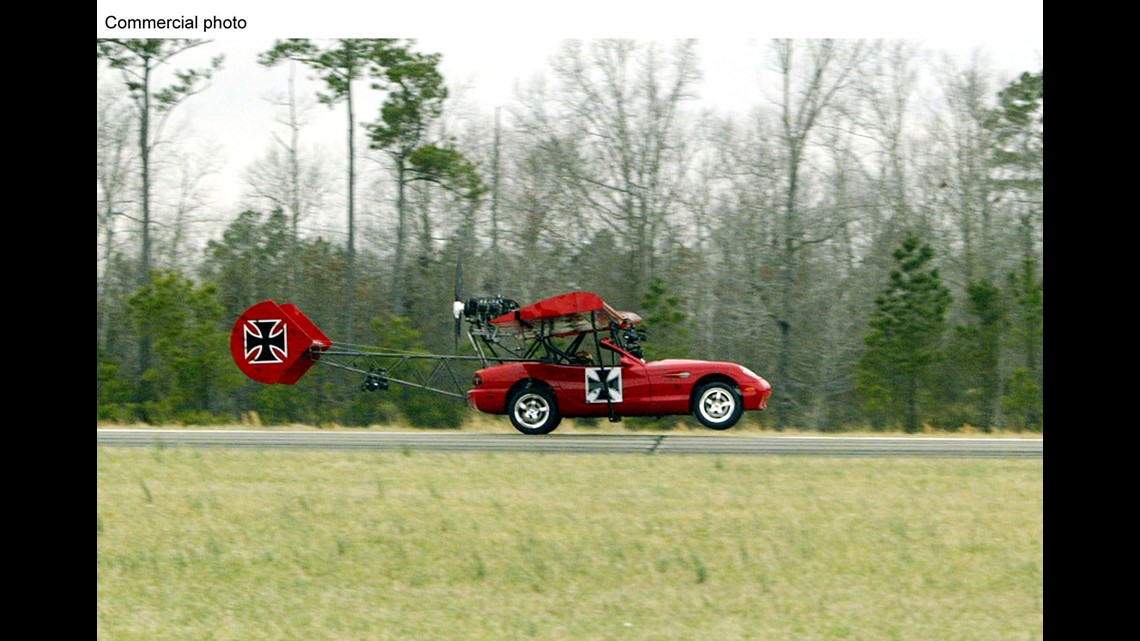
[508,386,562,435]
[692,381,743,430]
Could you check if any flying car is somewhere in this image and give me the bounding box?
[231,291,772,434]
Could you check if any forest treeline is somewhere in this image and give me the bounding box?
[97,38,1042,432]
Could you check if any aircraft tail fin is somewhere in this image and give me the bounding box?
[230,300,332,384]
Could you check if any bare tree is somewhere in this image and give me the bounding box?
[97,39,223,392]
[157,143,222,273]
[854,40,924,242]
[767,38,868,427]
[96,39,223,287]
[260,38,400,341]
[703,110,783,368]
[538,39,702,302]
[244,61,331,296]
[928,57,1001,287]
[97,85,136,352]
[497,131,589,302]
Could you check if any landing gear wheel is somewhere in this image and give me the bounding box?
[508,387,562,435]
[693,382,742,430]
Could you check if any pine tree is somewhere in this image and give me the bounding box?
[1002,258,1043,430]
[953,279,1007,430]
[365,46,484,317]
[126,271,242,423]
[857,235,951,432]
[259,38,404,343]
[638,278,690,360]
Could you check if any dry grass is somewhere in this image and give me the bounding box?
[97,447,1043,640]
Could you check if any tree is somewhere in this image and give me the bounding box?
[126,271,243,423]
[526,39,702,303]
[97,86,136,354]
[496,132,591,303]
[200,209,290,318]
[1003,258,1042,430]
[988,71,1043,415]
[97,39,223,288]
[97,39,223,387]
[243,61,331,297]
[930,61,990,286]
[988,69,1043,265]
[857,235,951,432]
[638,278,690,360]
[952,279,1007,430]
[97,345,134,422]
[160,143,222,273]
[855,41,921,228]
[259,38,402,342]
[699,112,782,382]
[767,39,868,428]
[366,45,485,316]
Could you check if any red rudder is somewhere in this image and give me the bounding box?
[230,300,332,384]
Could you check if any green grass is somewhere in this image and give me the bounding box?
[97,448,1043,640]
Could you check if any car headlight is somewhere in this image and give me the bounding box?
[739,365,760,379]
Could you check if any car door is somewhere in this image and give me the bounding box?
[612,353,652,415]
[598,340,652,415]
[536,342,653,417]
[529,361,605,417]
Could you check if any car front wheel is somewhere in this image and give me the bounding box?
[693,382,743,430]
[508,386,562,435]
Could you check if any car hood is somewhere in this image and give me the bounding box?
[645,359,736,373]
[644,359,769,385]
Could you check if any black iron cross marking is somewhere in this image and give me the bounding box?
[244,319,287,363]
[585,367,623,403]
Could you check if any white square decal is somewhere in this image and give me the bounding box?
[585,367,622,403]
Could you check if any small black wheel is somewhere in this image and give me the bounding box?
[508,386,562,435]
[692,381,742,430]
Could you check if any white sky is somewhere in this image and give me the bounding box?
[97,1,1043,224]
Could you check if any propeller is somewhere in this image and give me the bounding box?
[452,250,464,353]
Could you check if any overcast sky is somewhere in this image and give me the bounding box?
[97,1,1043,223]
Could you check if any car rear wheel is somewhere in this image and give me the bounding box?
[508,386,562,435]
[693,381,742,430]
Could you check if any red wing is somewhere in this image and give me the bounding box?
[489,291,640,339]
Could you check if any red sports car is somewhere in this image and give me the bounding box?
[463,292,772,434]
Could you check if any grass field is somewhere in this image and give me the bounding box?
[97,447,1043,640]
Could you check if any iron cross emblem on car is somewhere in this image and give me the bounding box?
[586,367,622,403]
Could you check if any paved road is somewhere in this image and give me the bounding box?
[97,429,1043,458]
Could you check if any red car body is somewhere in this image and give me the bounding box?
[468,336,772,434]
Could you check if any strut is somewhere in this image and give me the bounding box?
[308,349,531,399]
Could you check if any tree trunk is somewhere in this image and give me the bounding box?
[393,159,407,317]
[345,88,356,343]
